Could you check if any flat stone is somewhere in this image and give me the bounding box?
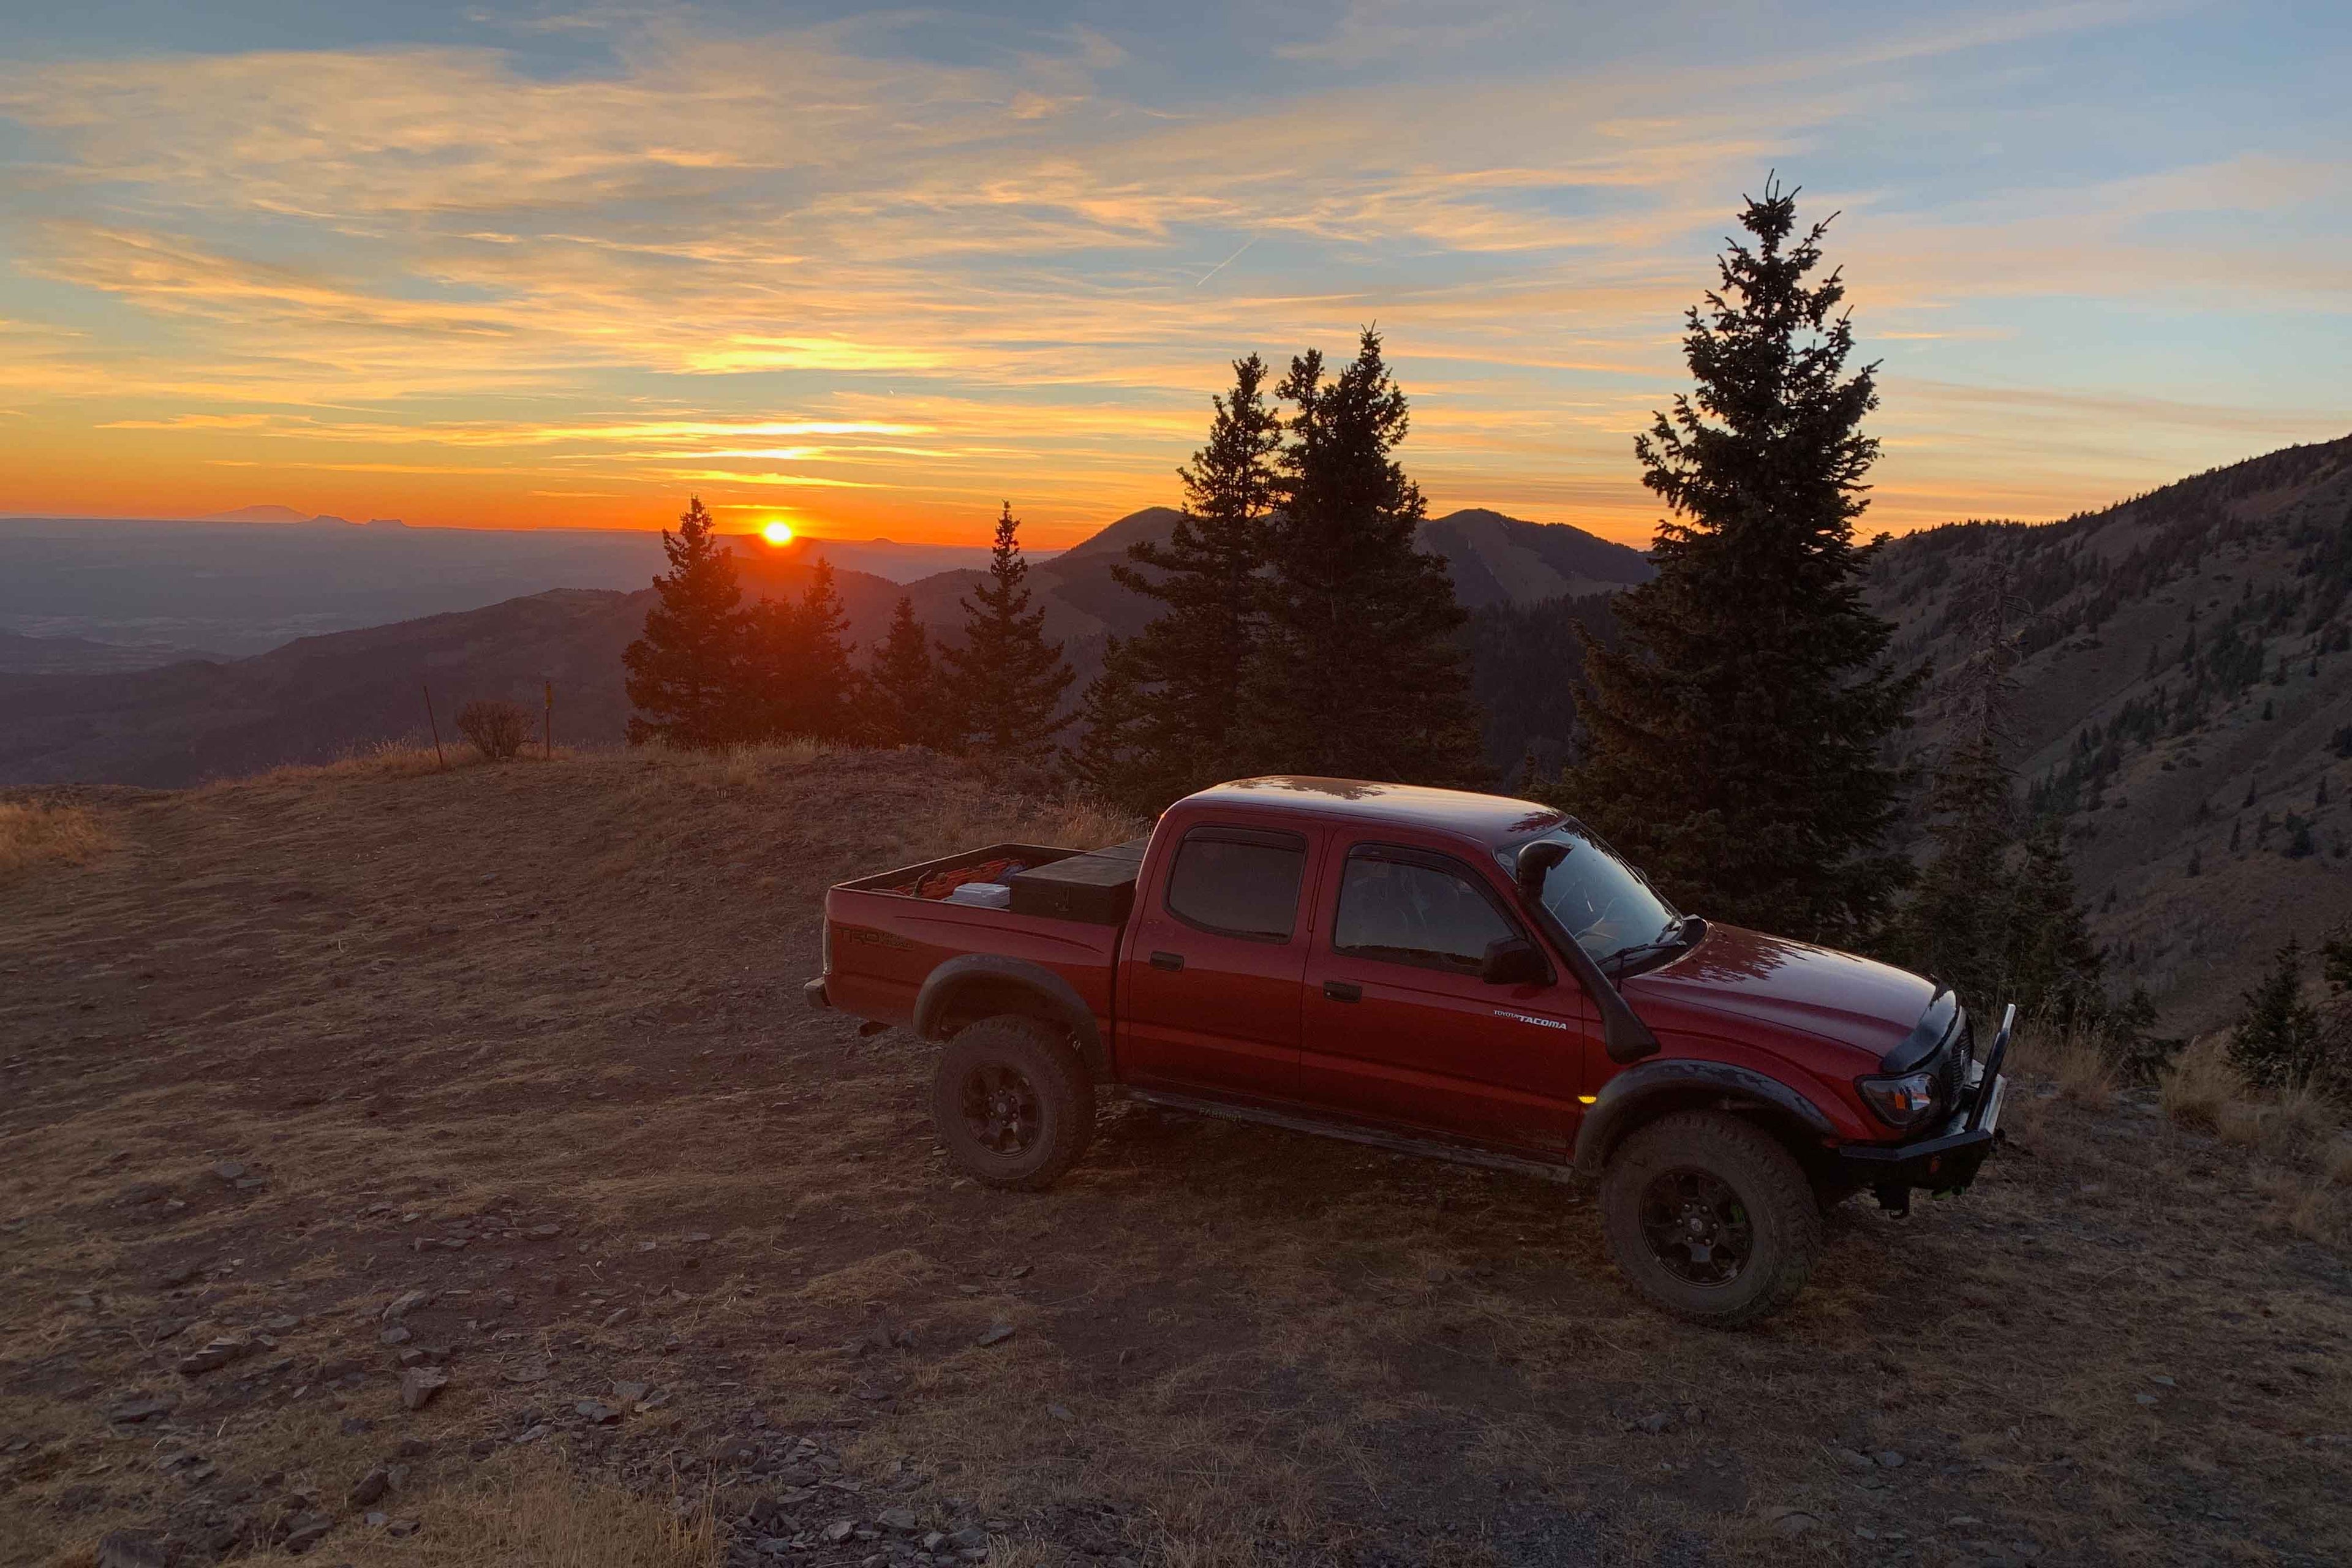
[601,1307,633,1329]
[975,1325,1014,1348]
[1047,1404,1074,1422]
[612,1381,649,1404]
[1763,1507,1821,1539]
[366,1511,389,1528]
[212,1161,246,1180]
[1634,1412,1672,1433]
[824,1520,857,1544]
[1874,1450,1906,1469]
[281,1514,334,1554]
[175,1336,252,1376]
[95,1530,168,1568]
[349,1467,389,1507]
[105,1395,175,1424]
[386,1520,420,1539]
[380,1326,412,1346]
[576,1400,621,1424]
[399,1366,448,1411]
[381,1289,432,1322]
[878,1507,919,1532]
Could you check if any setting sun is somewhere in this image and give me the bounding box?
[760,521,795,546]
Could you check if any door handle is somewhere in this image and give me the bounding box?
[1150,951,1185,971]
[1322,980,1362,1003]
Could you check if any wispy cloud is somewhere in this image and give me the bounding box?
[0,4,2344,540]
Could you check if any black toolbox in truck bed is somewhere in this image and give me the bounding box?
[1006,838,1148,925]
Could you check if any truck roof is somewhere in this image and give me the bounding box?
[1176,777,1565,846]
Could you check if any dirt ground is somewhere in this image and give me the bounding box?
[2,746,2348,1568]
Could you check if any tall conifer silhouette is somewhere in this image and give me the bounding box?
[624,496,745,748]
[1239,328,1485,784]
[1077,354,1284,807]
[939,503,1075,763]
[865,595,939,747]
[1553,181,1921,944]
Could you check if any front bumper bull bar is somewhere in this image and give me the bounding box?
[1833,1001,2014,1194]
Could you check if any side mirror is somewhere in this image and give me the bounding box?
[1481,936,1546,986]
[1515,838,1570,896]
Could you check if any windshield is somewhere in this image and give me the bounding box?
[1494,823,1681,969]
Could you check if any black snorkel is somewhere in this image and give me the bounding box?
[1515,838,1661,1064]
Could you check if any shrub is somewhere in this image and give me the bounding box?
[456,698,532,761]
[2231,937,2328,1089]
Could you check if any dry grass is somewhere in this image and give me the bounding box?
[2159,1031,2245,1130]
[0,801,114,880]
[4,749,2347,1568]
[2002,1022,2117,1106]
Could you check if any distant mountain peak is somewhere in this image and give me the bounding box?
[203,504,312,523]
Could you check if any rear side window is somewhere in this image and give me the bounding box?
[1333,848,1517,975]
[1164,827,1307,941]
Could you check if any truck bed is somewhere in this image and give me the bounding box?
[822,842,1126,1035]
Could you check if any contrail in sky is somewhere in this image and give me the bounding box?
[1194,235,1257,287]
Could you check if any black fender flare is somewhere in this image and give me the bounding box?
[913,954,1106,1075]
[1572,1058,1836,1180]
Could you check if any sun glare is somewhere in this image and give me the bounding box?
[761,521,795,546]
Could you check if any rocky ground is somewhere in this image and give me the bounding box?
[2,746,2348,1568]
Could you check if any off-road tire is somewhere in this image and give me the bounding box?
[1599,1110,1823,1327]
[932,1016,1095,1191]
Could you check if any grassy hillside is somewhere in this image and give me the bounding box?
[2,748,2346,1566]
[1872,434,2352,1030]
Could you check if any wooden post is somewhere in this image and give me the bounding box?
[421,679,445,770]
[543,680,554,760]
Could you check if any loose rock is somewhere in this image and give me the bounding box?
[95,1531,168,1568]
[976,1325,1014,1348]
[399,1366,449,1411]
[349,1467,389,1507]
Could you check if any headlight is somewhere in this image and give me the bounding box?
[1858,1070,1942,1129]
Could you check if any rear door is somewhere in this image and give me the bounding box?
[1116,824,1320,1100]
[1298,842,1588,1153]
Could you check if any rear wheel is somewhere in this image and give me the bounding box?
[932,1016,1094,1191]
[1599,1110,1822,1327]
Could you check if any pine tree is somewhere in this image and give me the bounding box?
[739,558,859,743]
[624,496,747,749]
[2007,817,2104,1027]
[1082,354,1286,809]
[1239,328,1487,785]
[1068,636,1149,797]
[2231,937,2324,1089]
[865,595,939,747]
[938,503,1075,764]
[1887,587,2019,1014]
[1550,180,1921,946]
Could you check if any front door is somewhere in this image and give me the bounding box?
[1117,824,1320,1100]
[1298,842,1588,1153]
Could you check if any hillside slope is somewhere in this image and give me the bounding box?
[4,747,2344,1566]
[1871,432,2352,1030]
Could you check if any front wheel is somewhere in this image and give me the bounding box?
[931,1016,1095,1191]
[1599,1110,1823,1327]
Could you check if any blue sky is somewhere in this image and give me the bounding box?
[2,0,2346,542]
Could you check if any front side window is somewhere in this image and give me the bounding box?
[1165,829,1306,941]
[1332,850,1517,975]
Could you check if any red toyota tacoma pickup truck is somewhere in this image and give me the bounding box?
[806,777,2010,1325]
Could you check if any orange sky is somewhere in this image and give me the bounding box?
[4,6,2347,550]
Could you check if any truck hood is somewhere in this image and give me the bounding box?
[1624,922,1938,1061]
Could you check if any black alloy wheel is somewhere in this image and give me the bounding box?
[1597,1110,1823,1326]
[960,1061,1042,1156]
[929,1014,1096,1191]
[1635,1167,1753,1286]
